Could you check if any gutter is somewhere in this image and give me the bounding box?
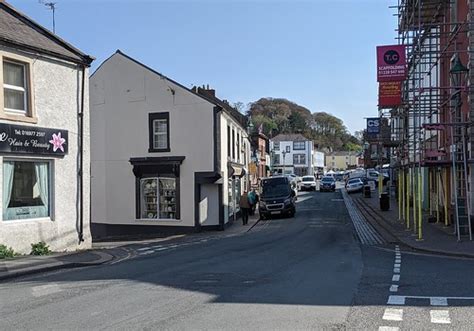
[78,65,85,243]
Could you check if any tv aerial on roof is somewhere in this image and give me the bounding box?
[38,0,57,34]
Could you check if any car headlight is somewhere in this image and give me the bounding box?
[259,201,266,208]
[284,198,292,205]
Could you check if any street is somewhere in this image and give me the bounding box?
[2,189,474,330]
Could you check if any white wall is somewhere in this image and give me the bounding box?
[90,53,215,227]
[0,49,91,254]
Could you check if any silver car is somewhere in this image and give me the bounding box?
[346,178,364,193]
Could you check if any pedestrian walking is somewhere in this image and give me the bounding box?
[239,190,251,225]
[248,189,257,215]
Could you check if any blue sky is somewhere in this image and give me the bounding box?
[9,0,397,133]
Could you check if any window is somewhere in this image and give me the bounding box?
[285,146,290,153]
[232,129,235,160]
[227,126,231,157]
[237,132,240,162]
[148,112,170,152]
[273,142,280,151]
[3,160,51,221]
[293,141,305,150]
[273,154,280,165]
[293,154,306,165]
[3,60,28,115]
[140,177,177,219]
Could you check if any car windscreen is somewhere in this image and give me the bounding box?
[321,177,334,183]
[302,177,314,182]
[348,179,361,184]
[261,178,291,198]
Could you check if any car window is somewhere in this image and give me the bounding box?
[321,177,334,183]
[302,177,314,182]
[348,179,361,184]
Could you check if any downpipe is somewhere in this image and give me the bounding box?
[78,64,85,243]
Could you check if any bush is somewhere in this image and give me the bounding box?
[30,242,51,256]
[0,244,16,259]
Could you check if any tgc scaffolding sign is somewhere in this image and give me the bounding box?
[367,117,380,135]
[377,45,407,82]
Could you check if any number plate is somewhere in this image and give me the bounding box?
[271,211,281,215]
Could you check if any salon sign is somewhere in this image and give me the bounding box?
[0,123,68,156]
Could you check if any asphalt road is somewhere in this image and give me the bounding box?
[2,188,474,330]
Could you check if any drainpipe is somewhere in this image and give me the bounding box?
[78,64,85,243]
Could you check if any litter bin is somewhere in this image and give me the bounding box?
[363,185,371,198]
[380,192,390,211]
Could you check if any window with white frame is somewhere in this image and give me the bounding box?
[293,141,305,150]
[149,112,170,152]
[293,154,306,165]
[3,160,51,221]
[3,60,28,115]
[273,142,280,151]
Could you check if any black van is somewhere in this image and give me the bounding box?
[259,176,296,219]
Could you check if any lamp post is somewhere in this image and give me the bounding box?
[282,150,287,175]
[449,53,470,240]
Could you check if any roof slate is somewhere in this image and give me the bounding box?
[271,133,308,142]
[0,3,93,64]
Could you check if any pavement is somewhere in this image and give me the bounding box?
[0,213,260,282]
[351,187,474,258]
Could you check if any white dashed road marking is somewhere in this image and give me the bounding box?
[387,295,406,305]
[392,274,400,282]
[430,310,451,324]
[378,327,400,331]
[389,285,399,292]
[430,297,448,306]
[382,308,403,321]
[393,267,400,273]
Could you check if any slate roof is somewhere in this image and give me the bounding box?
[0,2,93,65]
[271,133,308,142]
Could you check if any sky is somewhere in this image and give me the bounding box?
[8,0,398,134]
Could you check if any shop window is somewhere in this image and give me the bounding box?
[140,177,177,219]
[148,112,170,152]
[3,160,50,221]
[3,60,29,115]
[130,156,183,220]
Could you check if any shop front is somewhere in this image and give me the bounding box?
[227,162,247,222]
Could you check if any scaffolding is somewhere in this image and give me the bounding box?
[389,0,471,241]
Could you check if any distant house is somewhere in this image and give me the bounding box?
[0,2,94,253]
[326,151,359,171]
[249,130,269,184]
[270,134,314,176]
[312,150,325,174]
[90,51,250,238]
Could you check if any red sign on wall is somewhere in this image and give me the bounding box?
[377,45,407,82]
[378,81,402,108]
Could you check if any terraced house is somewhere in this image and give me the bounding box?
[0,2,94,253]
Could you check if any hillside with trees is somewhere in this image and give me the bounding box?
[246,97,361,152]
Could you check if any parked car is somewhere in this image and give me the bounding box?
[259,176,296,219]
[366,170,389,185]
[346,178,364,193]
[319,176,336,192]
[299,175,317,191]
[334,173,344,182]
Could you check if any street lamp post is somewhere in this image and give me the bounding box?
[449,54,470,240]
[282,150,287,175]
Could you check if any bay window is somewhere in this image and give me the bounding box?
[3,160,51,221]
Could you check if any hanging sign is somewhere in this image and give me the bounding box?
[367,117,380,135]
[378,81,402,108]
[0,123,68,156]
[377,45,407,82]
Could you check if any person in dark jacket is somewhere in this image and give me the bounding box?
[239,191,251,225]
